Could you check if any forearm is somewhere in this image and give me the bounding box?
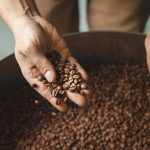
[0,0,40,31]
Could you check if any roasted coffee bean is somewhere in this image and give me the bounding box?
[52,112,57,116]
[57,85,62,90]
[64,68,70,74]
[76,84,81,92]
[69,83,76,92]
[80,90,85,95]
[31,83,37,88]
[58,70,63,74]
[52,89,58,97]
[74,79,78,85]
[70,70,76,75]
[68,76,74,83]
[73,74,80,79]
[63,97,68,103]
[42,80,47,84]
[58,78,63,84]
[52,84,58,88]
[56,98,61,105]
[60,74,64,79]
[64,74,69,78]
[63,77,68,82]
[62,82,70,90]
[59,90,65,95]
[70,64,75,70]
[58,67,63,71]
[54,59,58,65]
[81,83,88,90]
[57,63,65,67]
[78,78,82,82]
[76,70,79,74]
[59,58,66,63]
[38,75,44,81]
[45,83,51,86]
[47,85,53,91]
[65,63,70,68]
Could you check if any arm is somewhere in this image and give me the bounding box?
[0,0,40,32]
[0,0,91,112]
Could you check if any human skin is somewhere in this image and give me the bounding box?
[0,0,91,112]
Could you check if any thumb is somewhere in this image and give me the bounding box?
[23,45,56,82]
[145,30,150,72]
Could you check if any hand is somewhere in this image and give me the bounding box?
[145,30,150,72]
[14,16,91,112]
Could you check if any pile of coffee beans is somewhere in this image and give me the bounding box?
[1,64,150,150]
[34,50,88,109]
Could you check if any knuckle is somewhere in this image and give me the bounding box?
[36,59,48,72]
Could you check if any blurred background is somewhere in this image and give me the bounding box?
[0,0,150,60]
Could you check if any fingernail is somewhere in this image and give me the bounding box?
[45,71,54,82]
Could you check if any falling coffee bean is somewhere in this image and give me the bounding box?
[38,75,43,81]
[31,83,37,88]
[42,80,47,84]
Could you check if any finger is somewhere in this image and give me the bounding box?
[22,44,56,82]
[66,90,88,107]
[29,77,68,112]
[83,88,92,96]
[145,30,150,72]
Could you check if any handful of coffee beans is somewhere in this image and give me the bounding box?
[36,50,88,108]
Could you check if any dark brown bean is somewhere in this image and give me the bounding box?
[56,98,61,105]
[63,77,68,82]
[59,90,65,95]
[64,74,69,78]
[52,112,57,116]
[78,78,82,82]
[69,83,76,92]
[60,74,64,79]
[64,68,70,74]
[70,64,75,70]
[42,80,47,84]
[74,79,78,85]
[57,85,62,90]
[57,63,65,67]
[38,75,44,81]
[81,83,88,90]
[52,89,59,97]
[80,90,85,95]
[63,97,68,103]
[70,70,76,75]
[73,74,80,79]
[31,83,37,88]
[63,82,70,90]
[68,76,74,83]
